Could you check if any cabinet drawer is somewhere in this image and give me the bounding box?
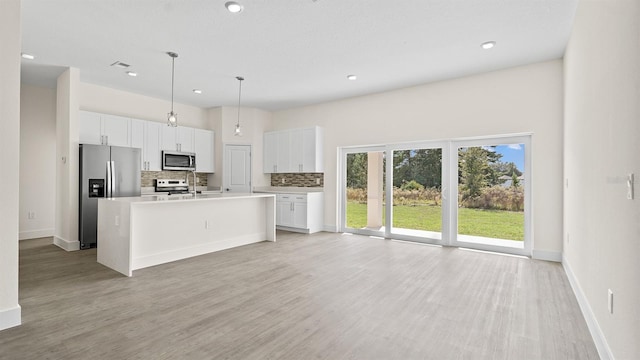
[277,194,307,202]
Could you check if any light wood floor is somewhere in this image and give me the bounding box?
[1,232,598,360]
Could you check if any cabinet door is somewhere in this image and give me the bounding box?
[263,132,277,173]
[79,111,102,145]
[130,119,145,169]
[194,128,214,172]
[145,122,163,171]
[276,200,293,226]
[290,129,304,172]
[276,130,291,173]
[292,201,308,228]
[101,114,131,147]
[161,126,178,151]
[177,126,195,153]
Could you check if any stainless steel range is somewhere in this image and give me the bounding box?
[155,179,190,195]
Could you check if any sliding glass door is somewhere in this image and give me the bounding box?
[387,145,446,243]
[450,136,531,255]
[340,135,531,256]
[342,147,386,237]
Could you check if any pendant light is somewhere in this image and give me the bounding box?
[167,52,179,127]
[234,76,244,136]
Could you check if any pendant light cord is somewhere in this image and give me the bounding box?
[236,76,244,127]
[171,56,175,113]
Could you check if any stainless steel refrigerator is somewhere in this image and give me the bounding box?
[79,144,141,249]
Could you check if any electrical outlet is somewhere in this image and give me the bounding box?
[27,211,36,220]
[608,289,613,314]
[115,216,119,226]
[204,220,209,229]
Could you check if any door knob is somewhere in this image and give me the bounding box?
[225,188,230,192]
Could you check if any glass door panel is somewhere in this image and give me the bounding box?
[344,151,386,236]
[456,143,526,250]
[390,148,443,241]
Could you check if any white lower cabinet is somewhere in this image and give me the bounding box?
[275,192,323,234]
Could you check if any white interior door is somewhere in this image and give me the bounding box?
[223,144,251,193]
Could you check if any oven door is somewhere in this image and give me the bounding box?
[162,151,195,171]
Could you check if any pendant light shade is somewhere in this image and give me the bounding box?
[167,52,179,127]
[234,76,244,136]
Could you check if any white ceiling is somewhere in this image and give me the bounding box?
[20,0,578,111]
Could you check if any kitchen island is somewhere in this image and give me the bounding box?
[97,193,276,276]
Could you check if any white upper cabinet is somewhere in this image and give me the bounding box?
[79,111,131,147]
[162,126,194,153]
[263,127,323,173]
[129,119,165,171]
[276,130,292,173]
[290,127,323,172]
[101,114,131,147]
[264,130,292,173]
[194,128,215,173]
[131,119,163,171]
[80,110,214,173]
[130,119,145,168]
[145,122,163,171]
[79,111,102,145]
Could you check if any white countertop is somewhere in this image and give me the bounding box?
[253,186,324,194]
[104,192,275,204]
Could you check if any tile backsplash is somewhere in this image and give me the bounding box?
[271,173,323,187]
[141,171,208,188]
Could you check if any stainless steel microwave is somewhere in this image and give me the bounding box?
[162,151,196,171]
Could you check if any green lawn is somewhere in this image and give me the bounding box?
[346,201,524,240]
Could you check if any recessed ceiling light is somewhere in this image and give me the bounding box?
[481,41,496,50]
[225,1,243,13]
[193,89,202,94]
[21,53,35,60]
[127,71,137,77]
[347,74,357,80]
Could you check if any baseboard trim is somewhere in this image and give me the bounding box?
[323,224,338,233]
[53,236,79,252]
[19,228,54,240]
[563,255,614,360]
[531,250,562,262]
[0,305,21,331]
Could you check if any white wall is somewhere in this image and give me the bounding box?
[0,0,22,331]
[54,68,81,251]
[273,60,564,256]
[79,82,208,129]
[563,0,640,358]
[20,85,56,240]
[211,106,272,189]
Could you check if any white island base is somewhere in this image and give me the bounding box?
[97,193,276,276]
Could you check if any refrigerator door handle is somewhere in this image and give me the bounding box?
[110,161,116,197]
[106,161,112,198]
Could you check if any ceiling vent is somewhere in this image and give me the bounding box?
[110,61,130,68]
